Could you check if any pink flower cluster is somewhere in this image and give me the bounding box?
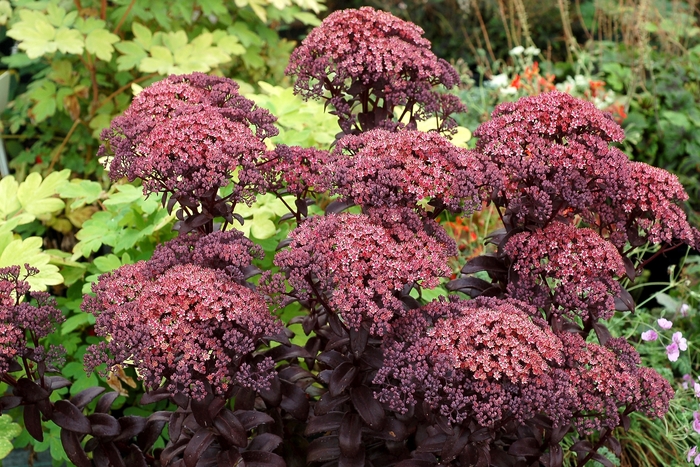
[274,208,456,334]
[83,235,280,399]
[285,7,465,134]
[100,73,278,207]
[475,91,699,250]
[376,297,674,430]
[504,222,627,321]
[0,265,63,375]
[267,144,332,197]
[326,129,489,211]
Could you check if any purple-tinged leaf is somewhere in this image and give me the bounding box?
[548,423,570,445]
[242,265,262,279]
[441,429,470,462]
[137,419,167,452]
[60,429,91,467]
[169,411,186,443]
[605,435,621,457]
[571,440,593,454]
[191,391,215,428]
[508,437,541,457]
[98,441,126,467]
[325,199,354,214]
[248,433,282,452]
[0,396,21,410]
[305,412,344,436]
[446,277,492,296]
[540,444,563,467]
[350,386,385,430]
[278,366,315,385]
[461,255,507,275]
[339,413,362,458]
[593,322,612,346]
[360,346,383,370]
[259,375,282,406]
[241,451,286,467]
[281,381,310,421]
[139,387,172,405]
[416,433,448,453]
[614,287,635,312]
[24,403,44,441]
[53,400,92,434]
[15,378,50,403]
[124,445,148,467]
[71,386,105,410]
[114,416,147,442]
[266,344,311,362]
[36,397,53,419]
[183,428,215,467]
[295,198,309,217]
[330,362,358,397]
[160,439,189,466]
[234,410,274,431]
[317,350,348,369]
[349,326,369,357]
[620,413,631,431]
[232,386,255,411]
[315,391,350,415]
[372,417,408,441]
[622,256,637,281]
[276,238,293,250]
[213,409,248,448]
[589,452,614,467]
[96,391,120,413]
[45,376,72,390]
[469,427,492,443]
[217,449,242,467]
[307,436,340,463]
[88,413,121,438]
[171,392,190,409]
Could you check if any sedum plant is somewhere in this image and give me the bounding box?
[2,7,699,467]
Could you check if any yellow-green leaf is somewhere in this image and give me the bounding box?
[0,176,20,219]
[16,170,70,219]
[131,21,152,50]
[139,45,173,74]
[0,236,63,290]
[85,28,119,61]
[114,40,147,71]
[54,27,84,55]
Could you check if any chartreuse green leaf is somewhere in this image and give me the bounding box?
[57,179,103,209]
[232,193,294,239]
[85,28,120,61]
[16,170,70,220]
[0,229,63,290]
[0,176,21,221]
[0,414,22,459]
[7,9,59,58]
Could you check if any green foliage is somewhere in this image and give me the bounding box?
[0,414,22,460]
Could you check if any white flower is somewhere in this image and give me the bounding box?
[499,86,518,96]
[509,46,525,56]
[524,46,541,56]
[486,73,509,88]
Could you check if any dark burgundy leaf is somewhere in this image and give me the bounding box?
[461,255,507,275]
[395,460,436,467]
[327,312,346,337]
[349,326,369,357]
[182,412,202,433]
[15,378,50,403]
[622,256,637,281]
[45,376,72,390]
[548,423,570,445]
[589,452,614,467]
[61,429,91,467]
[241,451,286,467]
[280,381,310,421]
[233,410,274,431]
[187,212,213,229]
[88,413,121,438]
[593,322,612,346]
[339,413,362,458]
[508,437,541,457]
[0,396,21,410]
[620,413,631,431]
[100,441,126,467]
[540,444,563,467]
[171,392,190,409]
[317,350,347,369]
[183,428,215,467]
[139,387,172,405]
[360,346,383,370]
[605,435,621,457]
[278,366,315,384]
[441,429,470,462]
[266,344,311,362]
[484,228,507,246]
[114,416,147,442]
[8,360,21,372]
[469,427,492,443]
[169,411,186,443]
[330,362,358,397]
[70,386,105,410]
[307,436,340,463]
[217,449,242,467]
[446,277,493,296]
[160,439,189,466]
[232,386,255,410]
[295,198,308,217]
[350,386,385,430]
[325,199,354,214]
[373,417,408,441]
[614,287,635,312]
[276,238,293,250]
[315,392,350,415]
[24,404,43,441]
[191,392,215,428]
[213,409,248,448]
[571,440,593,453]
[305,412,344,435]
[416,433,448,453]
[318,369,332,384]
[259,375,282,406]
[124,445,148,467]
[36,397,53,419]
[339,450,365,467]
[96,391,120,413]
[137,419,167,452]
[248,433,282,452]
[53,400,92,434]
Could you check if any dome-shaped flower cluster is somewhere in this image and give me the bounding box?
[376,296,674,431]
[84,234,280,399]
[504,222,627,321]
[326,129,488,211]
[0,265,63,375]
[267,144,332,197]
[99,73,279,209]
[285,7,465,134]
[274,208,456,334]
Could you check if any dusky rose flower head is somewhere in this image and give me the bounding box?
[0,265,63,375]
[146,230,264,281]
[376,297,566,426]
[474,91,631,226]
[327,129,488,211]
[604,161,698,248]
[504,222,627,321]
[266,144,332,197]
[99,73,279,216]
[274,207,456,334]
[285,7,465,134]
[84,262,281,399]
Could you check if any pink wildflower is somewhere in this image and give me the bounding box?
[657,318,673,329]
[641,329,658,342]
